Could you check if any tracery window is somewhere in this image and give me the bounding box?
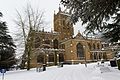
[76,43,84,57]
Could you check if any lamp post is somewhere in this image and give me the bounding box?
[57,54,59,65]
[71,59,74,65]
[101,48,104,60]
[54,49,57,65]
[83,45,87,67]
[46,54,49,66]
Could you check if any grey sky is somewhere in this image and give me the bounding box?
[0,0,84,36]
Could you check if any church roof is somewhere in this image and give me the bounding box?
[74,31,85,39]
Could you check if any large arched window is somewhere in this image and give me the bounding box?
[76,43,84,58]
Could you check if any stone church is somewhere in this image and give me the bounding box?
[23,7,113,68]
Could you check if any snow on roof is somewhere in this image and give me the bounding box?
[74,31,85,39]
[59,12,71,16]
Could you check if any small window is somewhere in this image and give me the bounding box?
[97,43,100,49]
[93,44,96,49]
[53,39,59,49]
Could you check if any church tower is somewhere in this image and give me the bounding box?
[54,6,74,40]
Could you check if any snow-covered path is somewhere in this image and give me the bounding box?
[1,62,120,80]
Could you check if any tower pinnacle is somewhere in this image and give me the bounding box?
[59,4,61,12]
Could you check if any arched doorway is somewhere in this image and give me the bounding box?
[37,53,45,64]
[76,43,84,59]
[48,53,54,62]
[59,53,64,62]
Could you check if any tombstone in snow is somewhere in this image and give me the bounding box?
[110,57,117,67]
[43,64,46,71]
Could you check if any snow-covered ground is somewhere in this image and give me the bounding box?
[1,62,120,80]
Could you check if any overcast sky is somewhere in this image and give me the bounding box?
[0,0,85,56]
[0,0,84,36]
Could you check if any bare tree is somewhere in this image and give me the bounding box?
[14,4,45,70]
